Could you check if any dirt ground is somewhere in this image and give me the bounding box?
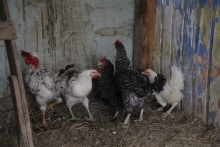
[0,94,220,147]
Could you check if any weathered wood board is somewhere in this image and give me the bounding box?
[154,0,220,127]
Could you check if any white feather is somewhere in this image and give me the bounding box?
[147,66,184,115]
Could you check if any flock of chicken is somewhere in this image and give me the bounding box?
[21,40,184,126]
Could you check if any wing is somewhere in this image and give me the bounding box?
[54,64,78,93]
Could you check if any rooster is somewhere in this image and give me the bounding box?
[114,40,167,124]
[61,69,100,121]
[96,56,124,117]
[142,66,184,117]
[21,50,77,126]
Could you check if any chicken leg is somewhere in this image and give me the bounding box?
[113,111,119,117]
[162,102,178,117]
[41,111,47,126]
[124,113,131,124]
[82,97,94,121]
[68,107,79,120]
[135,109,144,122]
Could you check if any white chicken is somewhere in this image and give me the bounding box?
[61,69,100,121]
[21,50,77,126]
[142,66,184,117]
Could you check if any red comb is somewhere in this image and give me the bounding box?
[99,56,106,62]
[21,50,31,57]
[115,39,120,43]
[95,68,100,72]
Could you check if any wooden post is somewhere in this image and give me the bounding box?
[133,0,157,71]
[0,0,34,146]
[8,76,34,147]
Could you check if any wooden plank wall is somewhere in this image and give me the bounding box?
[0,0,135,100]
[154,0,220,127]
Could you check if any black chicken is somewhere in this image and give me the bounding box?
[114,39,167,124]
[96,56,124,117]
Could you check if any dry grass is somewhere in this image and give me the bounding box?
[0,96,220,147]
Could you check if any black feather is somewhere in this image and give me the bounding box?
[96,59,124,112]
[114,41,167,113]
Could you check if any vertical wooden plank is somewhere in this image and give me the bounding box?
[171,0,185,110]
[153,0,163,72]
[8,76,30,147]
[171,0,184,67]
[161,0,173,78]
[142,0,157,70]
[0,0,34,146]
[133,0,144,71]
[194,2,212,124]
[182,0,198,114]
[133,0,157,71]
[208,0,220,127]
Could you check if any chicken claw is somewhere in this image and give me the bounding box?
[46,102,60,112]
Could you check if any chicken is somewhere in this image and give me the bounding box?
[96,56,124,117]
[21,50,77,126]
[142,66,184,117]
[113,40,167,124]
[61,69,100,121]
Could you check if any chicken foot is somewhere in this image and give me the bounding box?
[124,113,131,124]
[46,102,60,112]
[82,98,94,121]
[162,102,178,117]
[68,107,79,120]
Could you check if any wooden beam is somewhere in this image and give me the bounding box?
[0,0,34,146]
[0,21,17,40]
[133,0,157,71]
[0,0,12,21]
[4,40,34,147]
[8,76,34,147]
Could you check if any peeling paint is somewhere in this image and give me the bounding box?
[0,0,135,99]
[155,0,220,127]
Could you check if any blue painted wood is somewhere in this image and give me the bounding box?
[154,0,220,127]
[174,0,184,8]
[172,2,185,67]
[207,2,220,127]
[181,0,198,114]
[156,0,163,7]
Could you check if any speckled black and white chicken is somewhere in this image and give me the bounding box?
[61,69,100,121]
[96,56,124,117]
[113,40,167,124]
[21,50,77,126]
[142,66,184,117]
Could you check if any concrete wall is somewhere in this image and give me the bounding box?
[0,0,135,100]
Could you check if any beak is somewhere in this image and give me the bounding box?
[98,62,102,66]
[141,72,145,74]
